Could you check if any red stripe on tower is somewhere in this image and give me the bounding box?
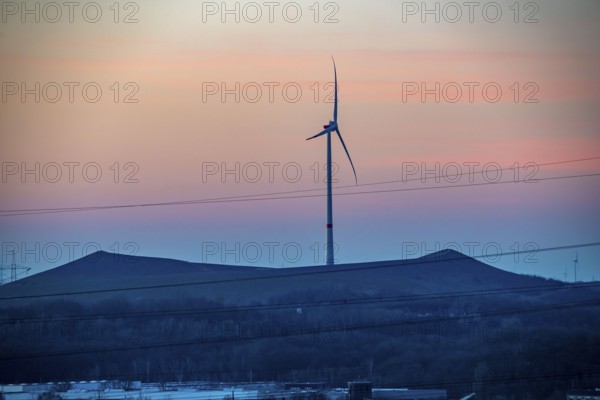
[326,224,333,228]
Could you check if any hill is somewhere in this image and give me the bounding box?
[1,250,599,399]
[0,249,565,303]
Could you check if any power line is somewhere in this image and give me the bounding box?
[1,297,598,360]
[3,280,600,325]
[1,241,598,301]
[0,260,31,284]
[2,342,597,390]
[0,156,598,217]
[1,172,598,218]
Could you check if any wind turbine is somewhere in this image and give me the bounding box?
[306,57,357,266]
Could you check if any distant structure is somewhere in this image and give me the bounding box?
[0,251,30,284]
[1,381,449,400]
[0,381,142,395]
[573,252,579,282]
[566,388,600,400]
[0,251,16,284]
[10,250,16,282]
[284,382,326,391]
[306,57,357,266]
[372,388,447,400]
[348,382,372,400]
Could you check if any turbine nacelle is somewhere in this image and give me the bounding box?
[323,121,337,130]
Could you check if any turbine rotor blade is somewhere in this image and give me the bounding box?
[306,127,332,141]
[332,57,338,123]
[335,128,357,185]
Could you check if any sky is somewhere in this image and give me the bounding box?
[0,0,599,281]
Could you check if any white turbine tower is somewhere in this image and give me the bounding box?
[306,57,357,266]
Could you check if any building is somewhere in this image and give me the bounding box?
[0,385,24,393]
[348,382,372,400]
[567,389,600,400]
[372,388,446,400]
[285,383,326,391]
[325,384,447,400]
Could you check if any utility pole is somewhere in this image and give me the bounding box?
[2,251,29,283]
[10,250,17,283]
[573,252,579,282]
